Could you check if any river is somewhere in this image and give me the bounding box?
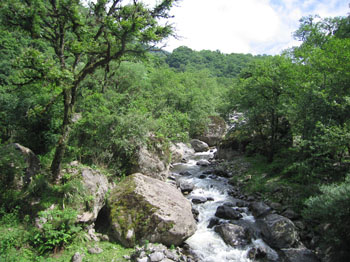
[170,149,279,262]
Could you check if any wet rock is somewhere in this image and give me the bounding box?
[207,217,220,229]
[180,171,193,176]
[191,196,207,204]
[190,139,209,152]
[203,170,213,175]
[281,247,320,262]
[192,208,199,221]
[199,174,206,179]
[247,247,267,260]
[215,205,243,220]
[213,169,230,177]
[207,197,214,201]
[214,223,250,247]
[249,201,272,218]
[196,160,210,166]
[258,214,299,249]
[179,181,194,194]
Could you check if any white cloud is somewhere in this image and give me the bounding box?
[150,0,350,54]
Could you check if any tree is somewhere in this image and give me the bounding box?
[0,0,177,180]
[235,56,295,162]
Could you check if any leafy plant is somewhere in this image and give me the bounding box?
[32,207,81,254]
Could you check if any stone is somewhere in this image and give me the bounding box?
[197,116,227,146]
[191,196,207,204]
[282,208,299,220]
[270,202,283,211]
[207,217,220,229]
[196,160,210,166]
[214,223,250,247]
[190,139,209,152]
[179,171,192,176]
[281,247,320,262]
[136,258,149,262]
[258,214,299,249]
[149,252,165,262]
[249,201,272,218]
[215,205,242,220]
[77,167,109,223]
[199,174,206,179]
[88,246,103,254]
[178,181,194,194]
[108,173,196,247]
[71,252,83,262]
[169,142,195,164]
[8,143,41,188]
[131,135,170,180]
[247,247,267,260]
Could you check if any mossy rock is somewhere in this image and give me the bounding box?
[107,173,196,247]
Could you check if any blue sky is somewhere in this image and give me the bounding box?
[152,0,350,55]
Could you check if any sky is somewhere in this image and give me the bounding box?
[148,0,350,55]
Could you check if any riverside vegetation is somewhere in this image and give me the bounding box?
[0,1,350,261]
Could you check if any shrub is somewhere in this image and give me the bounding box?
[303,176,350,261]
[32,207,81,254]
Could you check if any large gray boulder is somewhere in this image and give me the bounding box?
[214,223,250,247]
[108,173,196,247]
[131,144,170,181]
[76,167,109,223]
[190,139,209,152]
[198,116,227,146]
[258,214,299,249]
[169,142,195,163]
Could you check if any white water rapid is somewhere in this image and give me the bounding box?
[171,149,279,262]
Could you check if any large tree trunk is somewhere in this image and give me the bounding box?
[51,88,74,181]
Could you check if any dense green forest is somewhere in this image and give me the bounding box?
[1,0,350,261]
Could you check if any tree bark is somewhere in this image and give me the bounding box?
[50,88,74,181]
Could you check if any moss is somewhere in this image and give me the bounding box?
[108,176,160,246]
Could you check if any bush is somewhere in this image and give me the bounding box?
[303,176,350,261]
[32,207,81,254]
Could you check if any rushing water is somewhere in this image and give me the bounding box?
[171,150,279,262]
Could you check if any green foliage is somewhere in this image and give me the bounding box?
[0,145,27,211]
[32,207,81,254]
[303,176,350,260]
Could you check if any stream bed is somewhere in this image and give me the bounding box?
[170,149,279,262]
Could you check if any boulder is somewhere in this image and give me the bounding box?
[281,248,320,262]
[77,167,109,223]
[197,116,227,147]
[214,223,250,247]
[258,214,299,249]
[8,143,41,187]
[169,143,195,163]
[190,139,209,152]
[131,135,171,181]
[178,181,194,194]
[191,196,207,204]
[108,173,196,247]
[215,205,243,220]
[249,201,272,218]
[196,160,210,166]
